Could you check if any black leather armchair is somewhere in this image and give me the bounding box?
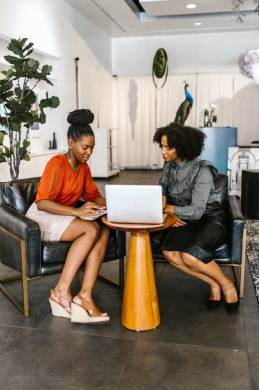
[0,177,126,317]
[151,174,246,297]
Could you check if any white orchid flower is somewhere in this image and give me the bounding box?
[200,104,210,112]
[210,103,218,111]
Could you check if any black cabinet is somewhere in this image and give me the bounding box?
[241,169,259,219]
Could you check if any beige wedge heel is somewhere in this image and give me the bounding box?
[49,289,72,319]
[71,294,110,324]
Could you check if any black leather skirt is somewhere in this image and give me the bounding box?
[150,202,228,264]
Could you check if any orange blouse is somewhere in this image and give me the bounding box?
[35,154,102,206]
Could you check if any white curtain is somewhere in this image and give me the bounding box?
[115,72,259,168]
[78,62,114,130]
[78,61,98,129]
[78,64,259,168]
[156,74,197,129]
[96,68,114,129]
[154,74,197,168]
[116,76,157,168]
[233,74,259,145]
[196,74,234,128]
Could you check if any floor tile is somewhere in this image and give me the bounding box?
[0,327,134,390]
[0,169,258,390]
[248,352,259,390]
[138,274,247,350]
[118,341,251,390]
[243,304,259,353]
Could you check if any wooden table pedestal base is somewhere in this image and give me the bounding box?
[121,231,160,331]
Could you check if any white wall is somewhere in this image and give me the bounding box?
[111,31,259,153]
[0,0,114,181]
[112,31,259,75]
[0,0,64,59]
[1,0,259,176]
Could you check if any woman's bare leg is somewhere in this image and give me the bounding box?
[54,219,109,303]
[167,250,238,303]
[72,224,110,316]
[180,252,238,303]
[163,250,222,300]
[78,224,110,300]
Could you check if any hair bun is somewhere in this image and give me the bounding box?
[67,109,94,125]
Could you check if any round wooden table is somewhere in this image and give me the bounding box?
[102,214,178,331]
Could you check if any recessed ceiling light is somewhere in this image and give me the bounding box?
[186,4,196,9]
[194,22,202,26]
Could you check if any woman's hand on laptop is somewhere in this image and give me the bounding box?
[76,202,106,217]
[162,196,175,215]
[162,196,186,227]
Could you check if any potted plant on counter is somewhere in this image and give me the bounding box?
[0,37,60,180]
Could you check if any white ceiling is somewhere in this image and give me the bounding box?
[65,0,259,37]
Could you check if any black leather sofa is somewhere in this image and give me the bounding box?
[0,177,126,316]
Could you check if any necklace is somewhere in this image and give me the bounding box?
[66,152,81,181]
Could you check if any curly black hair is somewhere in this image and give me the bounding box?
[67,109,94,141]
[153,122,206,160]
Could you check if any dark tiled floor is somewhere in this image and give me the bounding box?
[0,170,259,390]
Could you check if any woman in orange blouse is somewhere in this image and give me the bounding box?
[26,109,110,324]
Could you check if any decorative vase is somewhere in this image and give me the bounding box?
[52,132,57,149]
[204,114,209,127]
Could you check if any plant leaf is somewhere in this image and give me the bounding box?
[0,132,4,144]
[0,154,7,163]
[4,55,24,66]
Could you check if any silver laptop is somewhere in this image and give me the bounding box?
[105,184,164,224]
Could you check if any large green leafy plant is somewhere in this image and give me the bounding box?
[0,38,60,180]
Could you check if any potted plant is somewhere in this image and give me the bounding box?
[0,37,60,180]
[200,103,218,127]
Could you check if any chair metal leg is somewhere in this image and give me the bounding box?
[239,223,247,298]
[0,226,29,317]
[227,264,243,298]
[230,223,247,298]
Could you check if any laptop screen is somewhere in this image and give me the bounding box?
[105,184,164,224]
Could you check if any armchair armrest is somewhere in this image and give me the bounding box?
[227,195,245,265]
[0,204,42,277]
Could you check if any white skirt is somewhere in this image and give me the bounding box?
[25,202,76,241]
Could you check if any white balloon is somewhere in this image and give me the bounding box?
[252,62,259,84]
[238,49,259,80]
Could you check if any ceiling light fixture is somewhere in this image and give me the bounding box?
[186,4,196,9]
[194,22,202,26]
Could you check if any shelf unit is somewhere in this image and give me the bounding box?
[0,150,64,182]
[89,128,120,178]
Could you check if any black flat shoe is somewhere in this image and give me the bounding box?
[225,279,240,314]
[207,298,222,311]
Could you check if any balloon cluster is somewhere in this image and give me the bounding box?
[238,49,259,84]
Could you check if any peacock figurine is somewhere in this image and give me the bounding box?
[174,81,193,125]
